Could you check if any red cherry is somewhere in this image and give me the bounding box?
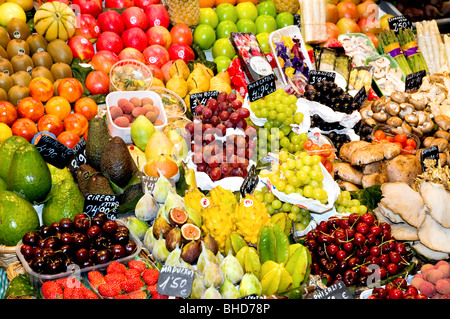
[369,225,382,236]
[353,232,366,245]
[389,251,401,263]
[386,263,398,275]
[388,288,403,299]
[393,277,408,289]
[415,294,428,299]
[356,222,369,234]
[369,245,381,257]
[336,250,347,261]
[361,212,375,226]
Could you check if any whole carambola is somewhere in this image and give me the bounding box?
[257,222,290,264]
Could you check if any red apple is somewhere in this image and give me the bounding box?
[170,23,193,46]
[336,17,361,34]
[121,27,148,52]
[160,60,173,83]
[337,1,359,22]
[146,26,172,49]
[85,70,110,95]
[326,22,340,39]
[167,42,195,63]
[147,64,164,81]
[143,44,170,68]
[74,14,101,43]
[365,32,379,48]
[145,4,170,28]
[71,0,103,18]
[358,17,381,34]
[97,31,124,55]
[105,0,134,8]
[326,3,339,24]
[97,10,125,35]
[118,47,146,63]
[122,6,149,30]
[90,50,120,74]
[134,0,160,10]
[68,35,95,61]
[357,0,379,19]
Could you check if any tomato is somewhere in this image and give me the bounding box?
[45,96,72,121]
[320,144,333,157]
[394,133,407,146]
[64,113,89,136]
[29,77,54,102]
[385,136,394,143]
[17,97,45,123]
[323,160,333,174]
[37,114,64,136]
[0,101,18,126]
[309,144,320,153]
[373,130,385,141]
[85,70,110,95]
[403,145,415,154]
[74,97,99,121]
[302,139,314,150]
[405,138,417,149]
[57,78,84,103]
[57,131,81,149]
[11,118,38,142]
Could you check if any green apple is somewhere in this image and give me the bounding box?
[193,24,216,50]
[199,8,219,29]
[236,18,257,33]
[256,32,271,54]
[276,12,294,29]
[256,1,277,18]
[212,38,236,60]
[216,20,238,39]
[235,1,258,21]
[255,15,277,35]
[214,56,233,72]
[215,3,238,23]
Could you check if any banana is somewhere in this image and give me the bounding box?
[260,260,293,296]
[257,223,290,264]
[284,243,311,288]
[224,232,248,256]
[184,188,208,216]
[269,212,293,237]
[235,246,261,280]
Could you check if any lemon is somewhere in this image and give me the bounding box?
[6,0,33,12]
[0,123,12,144]
[0,2,26,27]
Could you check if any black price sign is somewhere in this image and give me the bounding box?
[353,86,368,108]
[83,194,120,219]
[313,281,354,299]
[308,70,336,85]
[293,14,301,28]
[157,265,194,298]
[240,164,259,198]
[239,294,260,299]
[405,70,426,93]
[140,175,175,195]
[190,90,219,114]
[68,138,87,174]
[420,146,439,170]
[35,134,74,169]
[247,73,276,102]
[388,15,413,33]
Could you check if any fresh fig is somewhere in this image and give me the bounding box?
[180,223,201,242]
[168,207,189,227]
[152,216,172,239]
[180,240,201,264]
[202,232,219,255]
[165,227,182,252]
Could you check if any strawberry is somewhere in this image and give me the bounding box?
[128,290,147,299]
[128,260,146,274]
[81,286,99,299]
[98,282,122,298]
[88,271,106,289]
[142,268,159,286]
[42,281,64,299]
[63,287,74,299]
[124,268,141,280]
[56,277,82,290]
[121,278,144,293]
[105,273,127,286]
[70,287,85,299]
[106,261,127,274]
[146,285,168,299]
[114,294,131,299]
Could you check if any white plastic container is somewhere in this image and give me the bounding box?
[105,90,167,144]
[269,25,314,87]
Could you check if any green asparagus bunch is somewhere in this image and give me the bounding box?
[397,28,429,73]
[379,29,413,75]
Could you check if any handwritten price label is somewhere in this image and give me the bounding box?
[36,134,74,169]
[307,70,336,85]
[247,74,276,102]
[190,90,219,113]
[157,266,194,298]
[313,281,354,299]
[83,194,120,219]
[405,70,426,93]
[388,15,413,33]
[68,138,87,174]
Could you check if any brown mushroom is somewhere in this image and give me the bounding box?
[430,137,449,152]
[401,121,412,134]
[362,161,384,175]
[371,100,385,113]
[423,136,436,148]
[434,115,450,131]
[434,130,450,141]
[398,103,414,119]
[409,98,427,111]
[386,101,400,116]
[350,144,385,166]
[361,171,389,188]
[417,114,434,134]
[382,142,402,160]
[372,111,388,122]
[337,181,360,192]
[390,91,408,104]
[339,140,371,163]
[404,113,419,125]
[385,154,422,186]
[386,116,403,127]
[332,162,363,185]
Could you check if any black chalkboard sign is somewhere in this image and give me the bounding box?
[353,86,367,108]
[157,265,194,298]
[420,146,439,170]
[240,164,259,198]
[313,281,354,299]
[293,14,301,28]
[308,70,336,85]
[35,134,74,169]
[388,15,413,33]
[190,90,219,113]
[247,73,276,102]
[68,138,87,174]
[239,293,260,299]
[83,194,121,219]
[405,70,426,93]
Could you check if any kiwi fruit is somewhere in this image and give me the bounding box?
[0,45,8,60]
[32,51,53,70]
[31,66,54,82]
[53,78,63,95]
[0,58,13,75]
[11,54,34,74]
[8,85,30,106]
[50,62,72,80]
[26,34,48,55]
[7,39,30,58]
[0,87,7,101]
[0,73,13,93]
[47,39,73,65]
[7,18,30,41]
[0,27,10,50]
[11,70,31,87]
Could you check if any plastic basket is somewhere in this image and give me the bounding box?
[109,59,153,92]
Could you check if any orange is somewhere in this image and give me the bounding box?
[215,0,237,6]
[199,0,215,7]
[57,130,80,149]
[57,77,83,103]
[45,96,72,121]
[237,0,258,4]
[28,77,54,102]
[63,112,89,136]
[17,97,45,123]
[74,97,99,121]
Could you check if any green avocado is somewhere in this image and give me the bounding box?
[0,135,29,181]
[85,117,111,171]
